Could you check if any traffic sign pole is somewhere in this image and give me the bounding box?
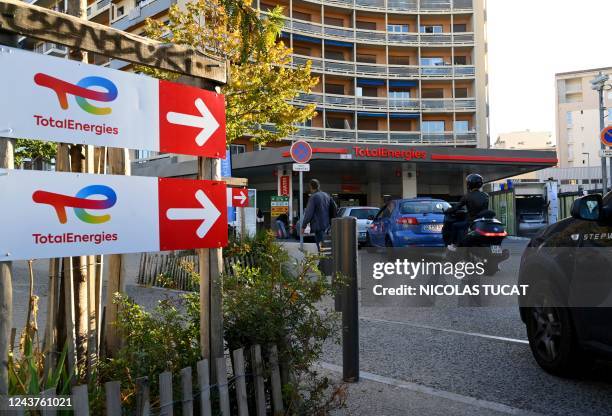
[299,170,304,250]
[290,141,313,251]
[598,93,609,193]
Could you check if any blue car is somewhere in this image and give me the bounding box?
[367,198,451,247]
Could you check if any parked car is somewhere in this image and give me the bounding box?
[518,211,547,236]
[337,206,379,246]
[518,192,612,376]
[367,198,450,247]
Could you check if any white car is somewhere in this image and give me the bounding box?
[337,206,380,246]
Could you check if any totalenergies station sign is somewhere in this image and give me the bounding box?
[0,169,228,261]
[0,46,226,158]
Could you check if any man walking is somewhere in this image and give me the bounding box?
[301,179,336,251]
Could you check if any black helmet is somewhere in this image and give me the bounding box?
[466,174,483,190]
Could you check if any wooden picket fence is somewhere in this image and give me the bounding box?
[138,252,258,291]
[56,345,285,416]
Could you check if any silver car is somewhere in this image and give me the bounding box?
[518,212,547,236]
[337,206,380,246]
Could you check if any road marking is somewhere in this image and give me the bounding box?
[317,362,544,416]
[361,317,529,345]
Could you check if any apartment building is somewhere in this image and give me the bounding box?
[106,0,489,149]
[556,67,612,168]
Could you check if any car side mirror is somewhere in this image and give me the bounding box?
[571,194,603,221]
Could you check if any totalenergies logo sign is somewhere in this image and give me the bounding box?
[353,146,427,161]
[34,73,118,115]
[32,185,117,224]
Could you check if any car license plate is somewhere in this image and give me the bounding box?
[424,224,443,232]
[491,245,502,254]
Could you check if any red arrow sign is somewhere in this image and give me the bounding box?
[159,80,226,158]
[159,178,228,250]
[227,187,249,207]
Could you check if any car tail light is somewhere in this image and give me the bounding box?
[474,228,508,237]
[397,217,418,225]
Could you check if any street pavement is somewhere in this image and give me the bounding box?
[8,240,612,415]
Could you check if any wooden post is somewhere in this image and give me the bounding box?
[104,381,122,416]
[251,345,266,416]
[72,384,90,416]
[41,388,57,416]
[0,29,16,398]
[159,371,174,416]
[196,360,212,416]
[232,348,249,416]
[135,376,151,416]
[105,148,130,356]
[180,367,194,416]
[43,258,59,381]
[215,357,230,416]
[269,345,284,416]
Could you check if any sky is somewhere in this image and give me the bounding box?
[487,0,611,144]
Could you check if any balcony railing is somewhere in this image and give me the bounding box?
[87,0,111,18]
[290,55,476,79]
[284,16,474,46]
[291,127,477,145]
[293,93,476,111]
[282,0,471,12]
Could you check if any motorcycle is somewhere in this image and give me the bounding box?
[443,208,510,276]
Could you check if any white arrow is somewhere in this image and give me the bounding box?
[166,189,221,238]
[226,189,247,206]
[166,98,220,146]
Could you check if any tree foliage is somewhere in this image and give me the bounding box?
[14,139,56,167]
[142,0,318,144]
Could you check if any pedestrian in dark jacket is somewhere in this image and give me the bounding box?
[301,179,334,250]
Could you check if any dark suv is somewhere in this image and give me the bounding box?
[518,192,612,376]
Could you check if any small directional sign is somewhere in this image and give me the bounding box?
[227,187,249,208]
[292,163,310,172]
[0,169,228,260]
[601,126,612,147]
[0,46,226,158]
[600,148,612,158]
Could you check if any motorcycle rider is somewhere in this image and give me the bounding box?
[446,173,489,251]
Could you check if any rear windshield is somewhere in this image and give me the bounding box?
[400,201,451,214]
[348,208,379,219]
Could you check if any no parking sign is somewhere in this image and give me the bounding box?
[601,126,612,147]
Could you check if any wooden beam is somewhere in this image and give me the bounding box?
[223,177,248,187]
[0,0,227,83]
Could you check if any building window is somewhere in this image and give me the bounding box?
[453,56,467,65]
[325,83,345,95]
[324,16,344,27]
[356,20,377,30]
[358,119,378,130]
[390,91,411,99]
[420,57,445,66]
[389,55,410,65]
[453,24,467,32]
[422,88,444,99]
[454,88,469,98]
[293,45,311,56]
[454,120,469,133]
[419,25,443,33]
[292,11,311,21]
[566,111,573,126]
[327,117,350,129]
[422,121,445,133]
[356,86,378,97]
[230,144,246,155]
[387,24,409,33]
[356,54,377,64]
[324,50,345,61]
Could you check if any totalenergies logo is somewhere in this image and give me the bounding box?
[34,73,118,115]
[32,185,117,224]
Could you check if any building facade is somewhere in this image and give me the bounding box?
[493,130,554,151]
[105,0,489,148]
[556,67,612,169]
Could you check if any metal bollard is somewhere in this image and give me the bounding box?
[331,217,359,383]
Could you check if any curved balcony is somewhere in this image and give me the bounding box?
[291,127,477,145]
[284,17,474,46]
[291,55,475,79]
[294,0,473,13]
[293,93,476,112]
